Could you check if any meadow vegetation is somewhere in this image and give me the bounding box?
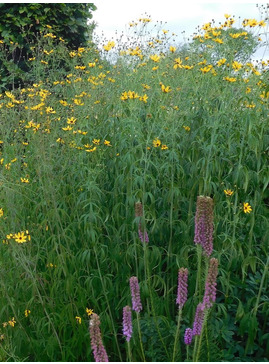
[0,7,268,361]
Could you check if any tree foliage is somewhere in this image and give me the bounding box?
[0,3,97,89]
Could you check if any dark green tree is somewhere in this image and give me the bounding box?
[0,3,97,89]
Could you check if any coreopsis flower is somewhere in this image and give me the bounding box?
[89,313,109,362]
[129,277,142,313]
[153,138,161,147]
[122,306,132,342]
[25,310,31,317]
[192,303,204,336]
[0,208,3,217]
[202,258,219,309]
[176,268,188,309]
[194,196,214,256]
[224,189,234,196]
[14,231,27,244]
[184,328,193,345]
[243,202,252,213]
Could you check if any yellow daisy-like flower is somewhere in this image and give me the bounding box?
[0,208,3,217]
[76,316,82,324]
[224,189,234,196]
[92,139,100,145]
[104,140,112,146]
[243,202,252,213]
[67,117,77,125]
[161,144,168,150]
[86,308,94,316]
[25,309,31,317]
[14,231,27,243]
[153,138,161,147]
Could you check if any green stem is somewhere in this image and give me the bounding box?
[144,243,169,358]
[127,340,132,362]
[136,312,146,362]
[93,247,122,361]
[253,255,269,316]
[172,308,182,361]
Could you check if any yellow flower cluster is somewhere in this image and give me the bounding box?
[3,230,31,244]
[120,90,148,103]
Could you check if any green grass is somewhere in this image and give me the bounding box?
[0,11,268,362]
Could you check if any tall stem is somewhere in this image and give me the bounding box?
[172,308,182,361]
[136,312,146,362]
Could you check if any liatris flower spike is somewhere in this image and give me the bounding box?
[135,202,143,217]
[202,258,219,309]
[176,267,188,309]
[122,306,132,342]
[89,313,109,362]
[184,328,193,345]
[194,195,214,257]
[138,222,149,243]
[192,303,204,336]
[129,276,143,312]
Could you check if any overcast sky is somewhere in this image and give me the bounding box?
[92,1,268,60]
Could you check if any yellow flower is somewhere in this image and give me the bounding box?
[85,147,97,152]
[67,117,77,125]
[223,77,236,82]
[161,144,168,150]
[150,54,160,62]
[153,138,161,147]
[25,310,31,317]
[170,46,176,53]
[76,316,82,324]
[103,41,115,51]
[20,177,29,183]
[139,94,148,103]
[46,106,56,114]
[92,139,100,145]
[86,308,94,316]
[243,202,252,213]
[62,126,73,131]
[8,318,16,327]
[14,231,27,243]
[183,126,190,132]
[0,208,3,217]
[224,189,234,196]
[104,140,112,146]
[161,84,172,93]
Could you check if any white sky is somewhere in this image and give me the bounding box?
[92,1,269,60]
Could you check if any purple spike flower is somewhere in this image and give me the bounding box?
[129,276,142,313]
[202,258,219,310]
[138,222,149,243]
[194,196,214,257]
[184,328,193,345]
[89,313,109,362]
[192,303,204,336]
[176,268,188,309]
[122,306,132,342]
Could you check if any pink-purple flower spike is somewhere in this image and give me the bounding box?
[176,268,188,309]
[192,303,204,336]
[194,196,214,256]
[202,258,219,309]
[184,328,193,345]
[122,306,132,342]
[89,313,109,362]
[129,276,143,313]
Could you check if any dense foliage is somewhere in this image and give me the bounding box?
[0,7,268,362]
[0,3,96,90]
